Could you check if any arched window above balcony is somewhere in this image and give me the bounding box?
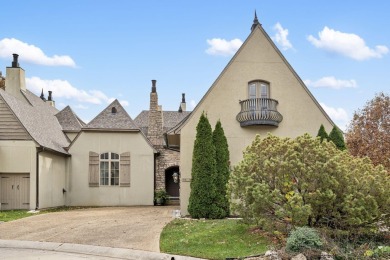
[248,81,269,99]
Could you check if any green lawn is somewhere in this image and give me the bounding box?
[0,210,34,222]
[160,219,269,260]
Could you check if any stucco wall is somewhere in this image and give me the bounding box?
[179,26,334,215]
[0,140,37,209]
[67,131,155,206]
[65,132,78,142]
[38,151,67,209]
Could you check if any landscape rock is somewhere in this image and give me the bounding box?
[320,251,334,260]
[291,253,306,260]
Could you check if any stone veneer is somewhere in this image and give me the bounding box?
[155,147,180,190]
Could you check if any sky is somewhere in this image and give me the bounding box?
[1,1,389,131]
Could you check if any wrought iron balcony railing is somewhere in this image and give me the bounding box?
[236,98,283,126]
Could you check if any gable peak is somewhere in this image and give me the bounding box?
[251,10,262,31]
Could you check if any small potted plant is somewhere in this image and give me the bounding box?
[154,189,168,206]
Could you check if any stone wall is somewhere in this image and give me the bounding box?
[155,146,180,190]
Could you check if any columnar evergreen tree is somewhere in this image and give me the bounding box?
[316,124,329,142]
[188,113,221,218]
[212,120,230,217]
[329,126,346,150]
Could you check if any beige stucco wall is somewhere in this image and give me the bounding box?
[179,26,334,215]
[67,131,155,206]
[65,132,78,142]
[0,140,37,209]
[38,151,67,209]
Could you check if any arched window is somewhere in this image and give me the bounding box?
[111,107,117,114]
[100,152,120,186]
[248,81,270,99]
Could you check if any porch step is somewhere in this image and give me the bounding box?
[166,198,180,206]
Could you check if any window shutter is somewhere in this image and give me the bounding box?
[89,151,99,187]
[120,152,131,187]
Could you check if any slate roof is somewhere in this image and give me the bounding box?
[56,106,86,132]
[84,99,139,130]
[0,89,70,154]
[134,110,191,135]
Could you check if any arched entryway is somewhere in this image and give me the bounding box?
[165,166,180,204]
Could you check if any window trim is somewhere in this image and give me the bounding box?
[99,152,120,186]
[247,80,270,99]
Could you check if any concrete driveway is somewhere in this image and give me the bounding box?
[0,206,179,252]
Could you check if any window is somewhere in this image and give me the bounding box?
[248,81,270,99]
[111,107,117,114]
[100,152,119,186]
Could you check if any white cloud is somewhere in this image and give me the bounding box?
[0,38,76,67]
[26,77,128,106]
[304,76,357,89]
[307,27,388,60]
[320,102,349,131]
[190,100,197,109]
[75,104,88,109]
[206,38,243,56]
[271,22,293,50]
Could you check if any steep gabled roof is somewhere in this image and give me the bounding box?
[84,99,139,131]
[0,89,70,154]
[174,16,335,133]
[134,110,191,135]
[56,105,86,132]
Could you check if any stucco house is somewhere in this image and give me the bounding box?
[176,14,335,215]
[0,14,335,213]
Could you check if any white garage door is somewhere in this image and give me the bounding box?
[0,173,30,210]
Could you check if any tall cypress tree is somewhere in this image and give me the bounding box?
[316,124,329,142]
[213,120,230,217]
[188,112,220,218]
[329,126,346,150]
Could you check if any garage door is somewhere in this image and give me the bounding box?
[0,173,30,210]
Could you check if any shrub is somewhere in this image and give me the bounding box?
[188,112,222,218]
[316,124,329,142]
[329,126,346,150]
[227,133,390,233]
[286,227,323,252]
[212,120,230,217]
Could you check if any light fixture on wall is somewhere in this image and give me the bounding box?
[172,172,179,183]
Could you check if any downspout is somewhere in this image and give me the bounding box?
[36,147,44,210]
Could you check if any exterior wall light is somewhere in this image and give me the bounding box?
[172,172,179,183]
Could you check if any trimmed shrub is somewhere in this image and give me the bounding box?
[329,126,346,150]
[316,124,329,142]
[212,120,230,218]
[188,112,222,218]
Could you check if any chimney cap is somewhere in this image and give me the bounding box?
[151,79,157,93]
[48,90,53,101]
[182,93,186,103]
[12,53,20,68]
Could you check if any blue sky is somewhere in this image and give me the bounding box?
[1,1,389,130]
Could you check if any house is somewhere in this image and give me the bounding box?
[0,13,335,213]
[176,14,335,215]
[0,54,157,210]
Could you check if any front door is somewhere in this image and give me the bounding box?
[165,167,180,198]
[0,173,30,210]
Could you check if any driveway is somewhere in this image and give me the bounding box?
[0,206,179,252]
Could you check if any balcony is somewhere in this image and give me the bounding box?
[236,98,283,127]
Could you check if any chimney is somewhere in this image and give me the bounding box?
[5,53,26,100]
[179,93,186,112]
[46,91,55,107]
[147,79,163,146]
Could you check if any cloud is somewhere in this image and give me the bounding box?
[0,38,76,67]
[75,104,88,109]
[307,27,388,60]
[304,76,357,89]
[26,77,128,106]
[271,23,293,50]
[320,102,349,131]
[206,38,243,56]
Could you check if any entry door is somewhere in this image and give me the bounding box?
[0,174,30,210]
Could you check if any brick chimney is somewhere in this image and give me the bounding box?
[5,54,27,100]
[147,80,163,146]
